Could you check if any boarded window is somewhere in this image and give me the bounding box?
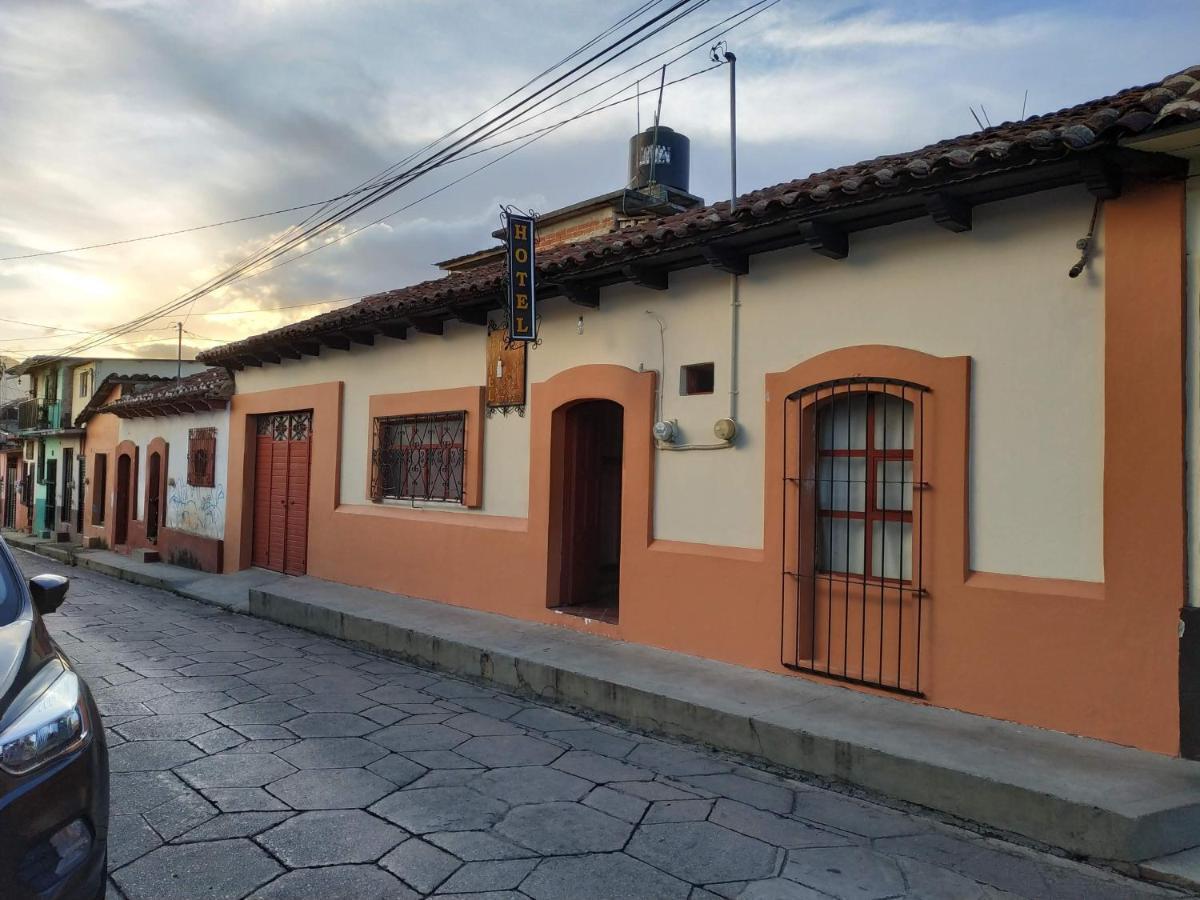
[188,427,217,487]
[371,412,466,503]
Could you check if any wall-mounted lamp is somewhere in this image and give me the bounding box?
[577,316,585,335]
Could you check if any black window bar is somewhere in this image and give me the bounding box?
[371,412,466,504]
[781,377,929,696]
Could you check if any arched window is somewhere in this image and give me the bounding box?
[815,391,914,581]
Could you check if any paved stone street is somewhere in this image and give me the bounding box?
[14,549,1188,900]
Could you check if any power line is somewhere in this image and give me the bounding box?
[48,0,713,360]
[0,1,673,266]
[43,0,780,363]
[182,0,777,292]
[2,0,771,359]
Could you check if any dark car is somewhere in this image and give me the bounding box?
[0,539,108,900]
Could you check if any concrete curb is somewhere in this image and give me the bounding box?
[248,581,1200,869]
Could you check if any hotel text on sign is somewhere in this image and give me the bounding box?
[506,212,537,342]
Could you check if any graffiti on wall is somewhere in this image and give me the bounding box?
[167,482,225,539]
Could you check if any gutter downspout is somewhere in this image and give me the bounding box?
[727,50,740,427]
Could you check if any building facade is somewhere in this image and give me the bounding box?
[80,368,232,571]
[7,356,205,541]
[192,67,1197,756]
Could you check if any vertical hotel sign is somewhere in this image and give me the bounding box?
[505,211,537,341]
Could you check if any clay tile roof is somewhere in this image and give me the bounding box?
[198,64,1200,367]
[97,368,233,419]
[73,373,177,425]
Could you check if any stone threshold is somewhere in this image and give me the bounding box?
[8,532,1200,883]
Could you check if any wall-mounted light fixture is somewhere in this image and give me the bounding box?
[577,316,585,335]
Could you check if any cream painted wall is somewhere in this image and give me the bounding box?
[121,410,229,539]
[235,186,1106,581]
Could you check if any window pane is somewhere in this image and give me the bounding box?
[871,520,912,580]
[875,460,913,511]
[818,394,867,450]
[819,516,865,575]
[818,456,866,512]
[874,394,914,451]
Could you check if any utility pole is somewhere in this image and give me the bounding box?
[176,322,183,380]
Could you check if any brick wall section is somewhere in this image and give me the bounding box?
[538,209,617,250]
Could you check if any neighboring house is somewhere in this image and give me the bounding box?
[8,356,205,540]
[81,368,232,571]
[0,358,25,531]
[197,66,1200,757]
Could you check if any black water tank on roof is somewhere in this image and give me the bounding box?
[628,125,690,193]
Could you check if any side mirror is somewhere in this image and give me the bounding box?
[29,574,69,616]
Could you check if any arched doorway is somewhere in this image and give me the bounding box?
[114,454,132,546]
[552,399,623,622]
[146,452,161,543]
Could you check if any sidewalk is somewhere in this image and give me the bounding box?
[9,531,1200,886]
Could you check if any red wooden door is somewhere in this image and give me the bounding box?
[251,411,312,574]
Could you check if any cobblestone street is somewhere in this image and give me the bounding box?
[15,549,1186,900]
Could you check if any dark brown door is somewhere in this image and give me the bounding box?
[61,448,73,526]
[114,454,131,546]
[92,454,107,526]
[3,464,16,529]
[76,456,85,533]
[557,400,623,618]
[146,452,161,543]
[43,459,56,532]
[252,412,312,575]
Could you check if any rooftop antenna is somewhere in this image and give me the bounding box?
[648,64,667,186]
[1020,89,1029,120]
[969,106,985,130]
[979,104,993,128]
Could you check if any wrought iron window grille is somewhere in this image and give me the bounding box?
[371,412,466,504]
[781,377,929,696]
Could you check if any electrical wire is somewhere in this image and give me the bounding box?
[31,0,778,362]
[46,0,714,359]
[0,1,672,265]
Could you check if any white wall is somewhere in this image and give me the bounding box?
[120,409,229,539]
[235,186,1106,582]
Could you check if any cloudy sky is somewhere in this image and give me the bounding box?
[0,0,1195,361]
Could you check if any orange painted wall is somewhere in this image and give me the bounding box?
[222,180,1187,754]
[82,406,121,547]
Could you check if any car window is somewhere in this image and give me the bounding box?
[0,546,20,626]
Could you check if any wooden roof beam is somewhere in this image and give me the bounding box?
[798,221,849,259]
[321,334,351,351]
[925,193,973,233]
[378,322,408,340]
[623,264,668,291]
[452,305,489,326]
[701,243,750,275]
[411,316,444,336]
[557,281,600,308]
[1079,155,1121,200]
[339,330,375,347]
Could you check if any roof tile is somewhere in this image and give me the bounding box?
[199,63,1200,366]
